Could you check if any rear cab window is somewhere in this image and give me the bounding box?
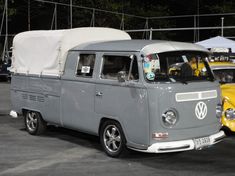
[76,54,96,77]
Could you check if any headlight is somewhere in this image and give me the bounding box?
[225,108,235,120]
[162,110,178,128]
[216,104,223,119]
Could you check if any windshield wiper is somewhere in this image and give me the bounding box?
[179,78,188,84]
[208,76,215,82]
[172,76,188,84]
[168,76,187,84]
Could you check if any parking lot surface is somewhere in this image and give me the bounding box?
[1,82,235,176]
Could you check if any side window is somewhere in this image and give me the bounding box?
[76,54,95,77]
[101,55,139,80]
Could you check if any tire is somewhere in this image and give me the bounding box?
[100,120,126,157]
[24,111,47,135]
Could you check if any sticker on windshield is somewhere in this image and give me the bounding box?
[81,66,90,73]
[144,62,151,73]
[146,72,155,81]
[151,59,160,70]
[182,55,188,62]
[144,56,150,62]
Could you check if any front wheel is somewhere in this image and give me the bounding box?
[100,120,126,157]
[24,111,46,135]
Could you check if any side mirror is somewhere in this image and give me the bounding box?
[117,71,126,82]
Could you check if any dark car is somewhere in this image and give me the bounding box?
[0,59,11,81]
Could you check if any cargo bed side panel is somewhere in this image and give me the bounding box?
[11,75,61,125]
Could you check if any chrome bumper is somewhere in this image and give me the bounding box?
[9,110,18,118]
[131,131,225,153]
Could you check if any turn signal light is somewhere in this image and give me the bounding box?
[152,132,169,140]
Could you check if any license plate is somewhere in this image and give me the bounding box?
[194,137,211,149]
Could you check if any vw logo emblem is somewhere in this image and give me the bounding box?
[195,101,207,120]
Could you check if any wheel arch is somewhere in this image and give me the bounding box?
[22,108,45,121]
[98,117,125,137]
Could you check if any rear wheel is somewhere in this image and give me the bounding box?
[24,111,46,135]
[100,120,126,157]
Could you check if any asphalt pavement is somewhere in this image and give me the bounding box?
[1,82,235,176]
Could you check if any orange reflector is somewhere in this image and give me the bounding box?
[152,132,168,140]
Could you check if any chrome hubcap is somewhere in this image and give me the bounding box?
[103,125,121,152]
[26,112,38,132]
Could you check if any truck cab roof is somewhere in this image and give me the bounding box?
[71,40,209,55]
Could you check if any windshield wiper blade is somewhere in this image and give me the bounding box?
[180,79,188,84]
[168,76,187,84]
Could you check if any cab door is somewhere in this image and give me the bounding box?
[61,52,98,134]
[94,53,149,147]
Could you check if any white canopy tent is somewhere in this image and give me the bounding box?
[11,27,131,76]
[196,36,235,53]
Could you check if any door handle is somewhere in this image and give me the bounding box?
[96,91,103,96]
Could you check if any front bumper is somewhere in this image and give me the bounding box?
[9,110,18,118]
[131,131,225,153]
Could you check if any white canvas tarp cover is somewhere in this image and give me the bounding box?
[11,27,131,76]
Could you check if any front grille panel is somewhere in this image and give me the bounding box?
[176,90,217,102]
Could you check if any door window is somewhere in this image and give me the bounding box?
[101,55,139,81]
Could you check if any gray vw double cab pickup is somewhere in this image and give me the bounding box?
[10,27,225,157]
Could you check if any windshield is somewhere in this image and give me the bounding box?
[143,51,214,83]
[213,69,235,84]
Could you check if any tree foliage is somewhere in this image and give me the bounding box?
[0,0,235,49]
